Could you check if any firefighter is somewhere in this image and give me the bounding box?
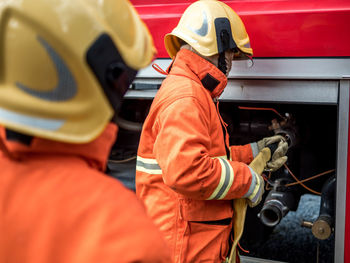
[136,0,288,262]
[0,0,171,262]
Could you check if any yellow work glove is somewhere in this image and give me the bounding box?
[226,149,272,263]
[244,148,271,208]
[251,135,288,172]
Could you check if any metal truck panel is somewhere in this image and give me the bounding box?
[137,58,350,80]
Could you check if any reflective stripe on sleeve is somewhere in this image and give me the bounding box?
[243,168,262,202]
[243,166,257,198]
[136,156,162,174]
[250,142,259,158]
[207,157,234,200]
[250,177,263,203]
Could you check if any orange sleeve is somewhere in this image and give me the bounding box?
[230,144,254,164]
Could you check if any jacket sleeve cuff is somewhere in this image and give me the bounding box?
[243,165,260,201]
[250,142,259,158]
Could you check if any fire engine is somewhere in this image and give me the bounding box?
[108,1,350,262]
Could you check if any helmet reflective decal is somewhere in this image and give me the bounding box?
[0,107,64,131]
[16,36,77,102]
[188,11,208,37]
[172,29,198,44]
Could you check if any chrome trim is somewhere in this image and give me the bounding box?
[125,88,158,99]
[126,79,339,104]
[130,58,346,103]
[335,80,349,263]
[220,79,338,104]
[228,58,350,80]
[136,58,350,80]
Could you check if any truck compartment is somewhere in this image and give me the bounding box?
[109,97,338,262]
[108,61,350,262]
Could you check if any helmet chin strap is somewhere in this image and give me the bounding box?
[218,52,227,75]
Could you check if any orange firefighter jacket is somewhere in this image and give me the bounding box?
[136,49,256,263]
[0,123,171,263]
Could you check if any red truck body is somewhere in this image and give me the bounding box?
[131,0,350,58]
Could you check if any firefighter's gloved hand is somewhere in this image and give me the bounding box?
[266,140,288,171]
[251,135,288,172]
[244,148,271,207]
[255,135,285,154]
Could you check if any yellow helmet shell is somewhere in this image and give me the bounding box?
[0,0,155,143]
[164,0,253,58]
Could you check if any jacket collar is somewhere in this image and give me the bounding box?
[0,123,117,171]
[169,49,227,98]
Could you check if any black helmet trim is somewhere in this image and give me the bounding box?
[86,33,137,114]
[214,17,237,53]
[214,17,238,75]
[218,52,227,75]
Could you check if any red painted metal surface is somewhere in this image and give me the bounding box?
[131,0,350,58]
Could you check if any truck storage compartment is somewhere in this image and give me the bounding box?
[219,101,337,263]
[111,97,338,262]
[114,69,350,262]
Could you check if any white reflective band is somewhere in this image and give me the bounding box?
[250,179,263,203]
[0,107,64,131]
[250,142,259,158]
[207,157,234,200]
[173,29,198,44]
[217,155,227,160]
[136,156,162,175]
[243,166,258,198]
[247,172,261,202]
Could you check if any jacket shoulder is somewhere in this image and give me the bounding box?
[155,74,211,107]
[1,158,171,262]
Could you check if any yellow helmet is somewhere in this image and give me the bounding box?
[164,0,253,59]
[0,0,156,143]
